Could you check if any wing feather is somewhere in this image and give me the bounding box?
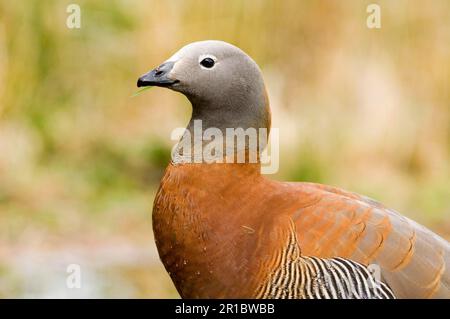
[292,182,450,298]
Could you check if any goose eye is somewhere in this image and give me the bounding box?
[200,57,215,68]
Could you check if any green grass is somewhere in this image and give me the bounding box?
[131,86,153,97]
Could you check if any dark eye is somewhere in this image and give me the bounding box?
[200,57,215,68]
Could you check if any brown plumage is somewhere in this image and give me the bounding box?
[138,40,450,299]
[153,163,448,298]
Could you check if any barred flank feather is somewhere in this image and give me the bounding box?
[256,227,395,299]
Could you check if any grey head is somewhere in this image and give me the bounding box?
[137,40,271,132]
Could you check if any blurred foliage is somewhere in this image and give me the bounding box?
[0,0,449,297]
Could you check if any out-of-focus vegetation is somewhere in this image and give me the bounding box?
[0,0,449,298]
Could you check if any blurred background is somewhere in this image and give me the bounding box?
[0,0,449,298]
